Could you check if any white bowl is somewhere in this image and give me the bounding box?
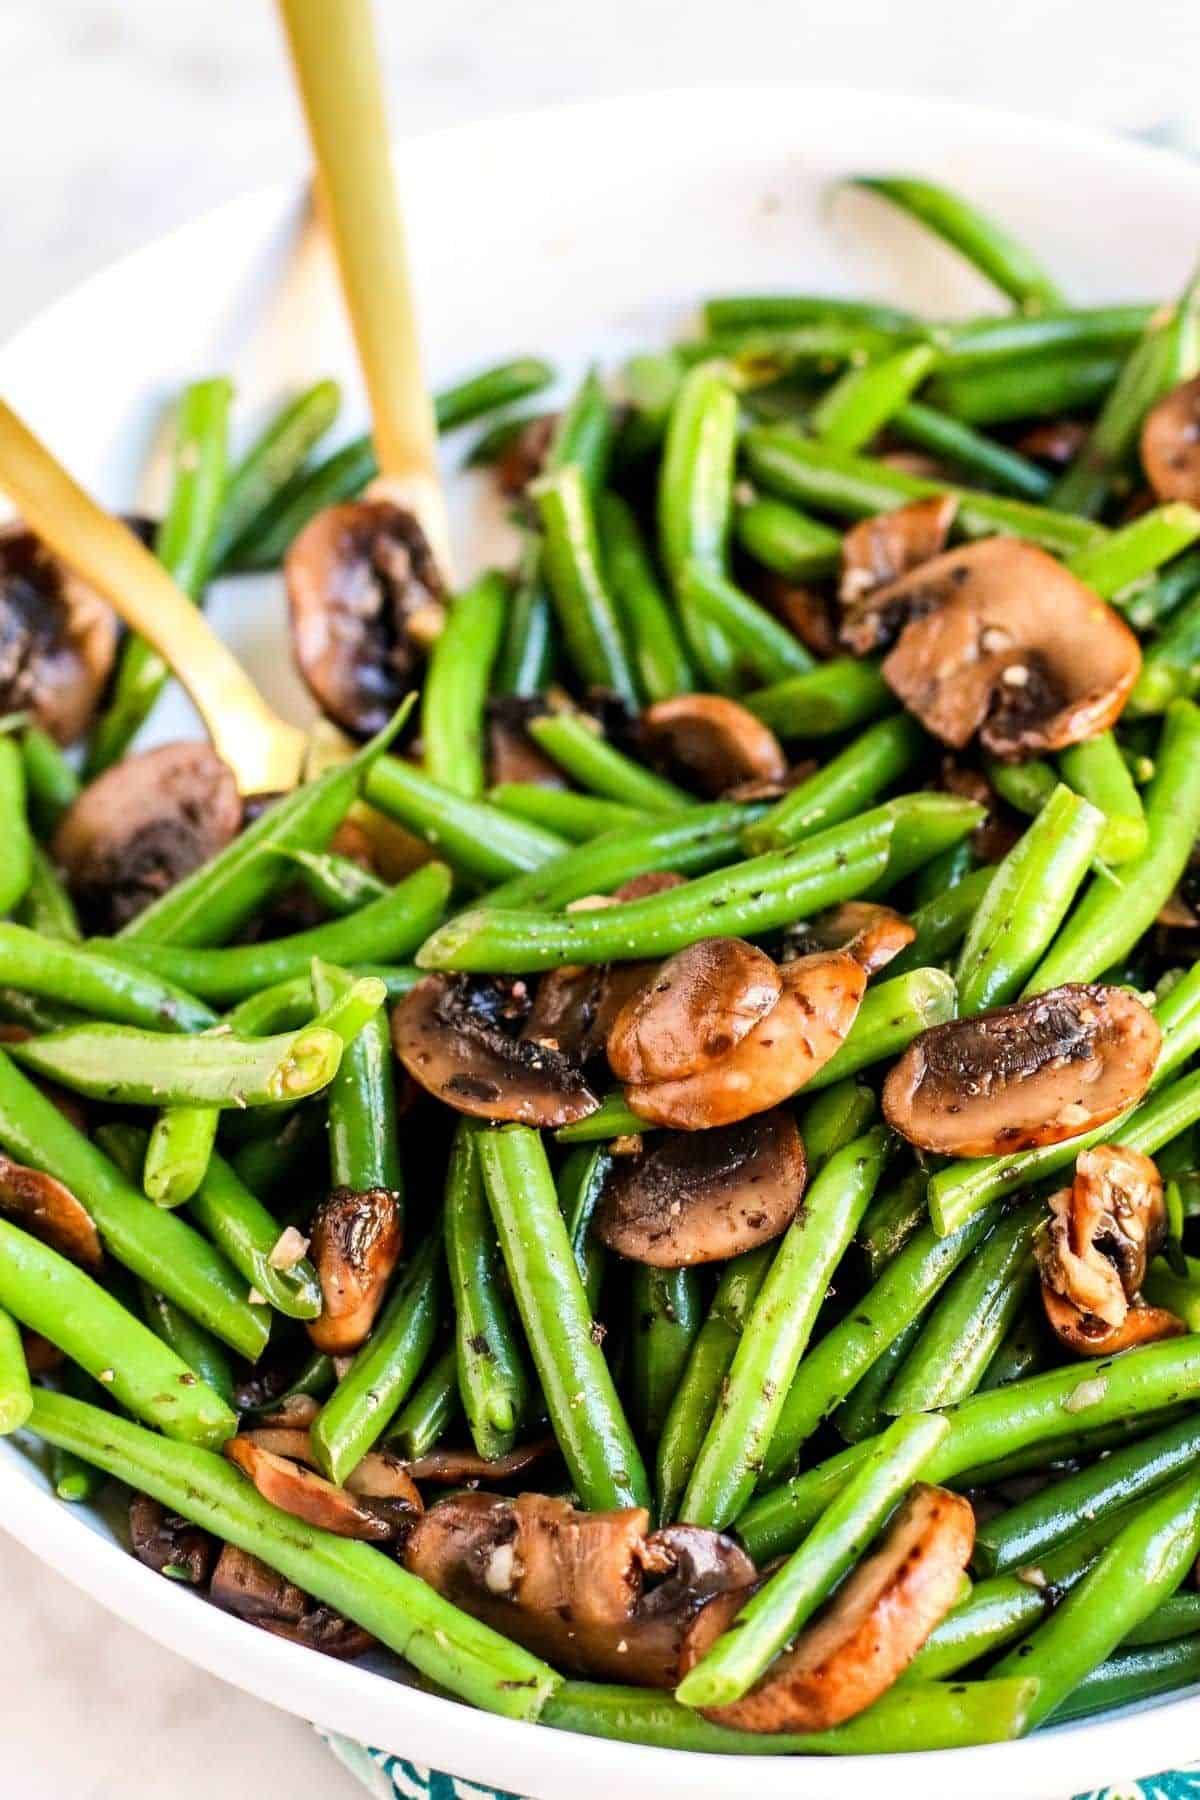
[2,85,1199,1800]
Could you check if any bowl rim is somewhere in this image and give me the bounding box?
[2,81,1200,1799]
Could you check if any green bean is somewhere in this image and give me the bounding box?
[888,400,1052,500]
[555,1144,608,1309]
[210,380,341,570]
[1053,265,1200,516]
[743,426,1105,557]
[477,1125,649,1511]
[48,1366,105,1501]
[121,705,411,947]
[802,966,957,1091]
[745,714,925,853]
[909,837,976,905]
[527,712,689,811]
[744,659,893,739]
[883,1197,1042,1413]
[226,435,377,572]
[492,546,555,699]
[1125,545,1200,632]
[532,464,640,707]
[1069,503,1200,599]
[798,1078,877,1166]
[876,792,987,890]
[417,806,894,973]
[462,406,540,470]
[978,1292,1047,1391]
[488,784,648,843]
[542,1675,1038,1754]
[955,785,1104,1014]
[614,350,686,462]
[364,757,566,885]
[1054,1635,1200,1723]
[887,866,994,978]
[1056,733,1148,862]
[658,363,741,689]
[86,377,233,774]
[1122,1592,1200,1649]
[702,324,925,374]
[312,960,402,1197]
[26,1388,558,1719]
[734,495,843,580]
[680,561,815,685]
[811,343,938,450]
[1141,1253,1200,1328]
[1025,700,1200,991]
[15,847,81,943]
[680,1410,948,1708]
[419,570,507,798]
[0,923,216,1030]
[0,1057,267,1358]
[310,1223,443,1484]
[0,1218,234,1445]
[985,753,1058,819]
[1127,589,1200,715]
[20,725,79,837]
[596,491,695,702]
[240,1349,335,1421]
[928,349,1122,426]
[436,357,556,434]
[703,294,926,336]
[680,1129,887,1530]
[857,1167,927,1278]
[941,305,1155,370]
[445,1120,530,1459]
[103,862,449,1004]
[833,1315,924,1444]
[850,176,1065,310]
[545,365,613,495]
[388,1342,460,1460]
[0,737,33,918]
[905,1574,1044,1680]
[143,1105,219,1208]
[137,1282,236,1406]
[0,1303,31,1433]
[629,1266,702,1443]
[285,849,388,915]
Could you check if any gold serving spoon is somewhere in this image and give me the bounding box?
[275,0,453,578]
[0,400,307,794]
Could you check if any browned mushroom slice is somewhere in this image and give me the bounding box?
[606,938,783,1085]
[784,901,915,977]
[0,1153,102,1270]
[405,1436,556,1485]
[257,1609,378,1659]
[870,540,1141,760]
[594,1108,806,1267]
[519,959,656,1065]
[882,985,1160,1159]
[1141,374,1200,506]
[1014,419,1090,467]
[224,1437,399,1541]
[641,695,788,796]
[0,522,118,744]
[487,697,567,788]
[306,1186,403,1356]
[52,742,242,933]
[403,1490,756,1686]
[20,1331,63,1375]
[624,951,866,1132]
[494,414,557,497]
[129,1495,214,1586]
[209,1545,376,1659]
[838,495,958,651]
[285,498,445,737]
[392,974,598,1126]
[706,1485,974,1733]
[1041,1286,1184,1356]
[612,871,687,903]
[761,577,839,660]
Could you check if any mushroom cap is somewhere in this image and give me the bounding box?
[392,973,599,1126]
[0,523,118,744]
[871,540,1141,760]
[52,741,242,934]
[706,1484,974,1733]
[882,984,1161,1159]
[784,901,916,977]
[306,1185,403,1356]
[520,959,658,1065]
[594,1108,806,1266]
[839,495,959,651]
[128,1495,214,1586]
[641,695,788,796]
[606,938,783,1084]
[1141,373,1200,507]
[624,950,867,1131]
[285,498,445,737]
[0,1152,102,1270]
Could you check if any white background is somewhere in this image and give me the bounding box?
[0,2,1198,1795]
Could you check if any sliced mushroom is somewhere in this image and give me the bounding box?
[20,1331,63,1375]
[624,951,866,1131]
[606,938,783,1084]
[405,1437,556,1486]
[224,1437,399,1541]
[392,974,599,1126]
[487,697,567,788]
[705,1484,974,1733]
[52,742,242,933]
[209,1544,376,1660]
[882,984,1160,1158]
[1041,1286,1184,1356]
[867,540,1141,760]
[761,577,839,660]
[519,958,658,1066]
[285,499,446,737]
[0,1153,102,1270]
[0,522,118,744]
[1141,373,1200,506]
[612,872,687,903]
[1014,419,1090,467]
[494,414,557,497]
[256,1608,378,1659]
[403,1491,756,1686]
[306,1186,403,1356]
[783,901,915,977]
[594,1108,806,1266]
[128,1495,214,1586]
[838,495,958,650]
[641,695,787,796]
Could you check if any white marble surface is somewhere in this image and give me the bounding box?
[1,3,1199,1795]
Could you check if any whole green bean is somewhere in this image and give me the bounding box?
[364,758,567,885]
[143,1105,219,1208]
[310,1223,443,1484]
[1054,1635,1200,1724]
[811,342,938,450]
[703,293,926,336]
[681,561,815,685]
[228,434,376,572]
[1069,503,1200,600]
[138,1281,236,1406]
[942,305,1155,370]
[1056,732,1148,862]
[888,400,1052,500]
[857,1167,928,1278]
[492,548,556,699]
[0,1303,31,1433]
[833,1314,924,1443]
[20,725,79,837]
[446,1121,530,1459]
[15,847,81,943]
[285,848,388,915]
[745,714,925,854]
[887,865,994,978]
[527,711,689,811]
[734,495,843,580]
[420,571,507,798]
[26,1387,558,1720]
[1122,1592,1200,1650]
[437,357,556,434]
[1143,1253,1200,1329]
[797,1077,877,1166]
[389,1342,460,1460]
[744,659,893,739]
[555,1144,609,1309]
[0,923,215,1030]
[1127,590,1200,715]
[978,1293,1048,1391]
[312,960,402,1197]
[928,349,1122,426]
[488,785,648,843]
[850,175,1065,310]
[596,490,695,701]
[658,363,740,689]
[546,365,613,495]
[210,379,341,571]
[0,1218,234,1445]
[532,464,640,707]
[0,737,33,918]
[910,835,977,906]
[629,1265,702,1442]
[802,966,957,1091]
[681,1129,887,1530]
[477,1125,649,1511]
